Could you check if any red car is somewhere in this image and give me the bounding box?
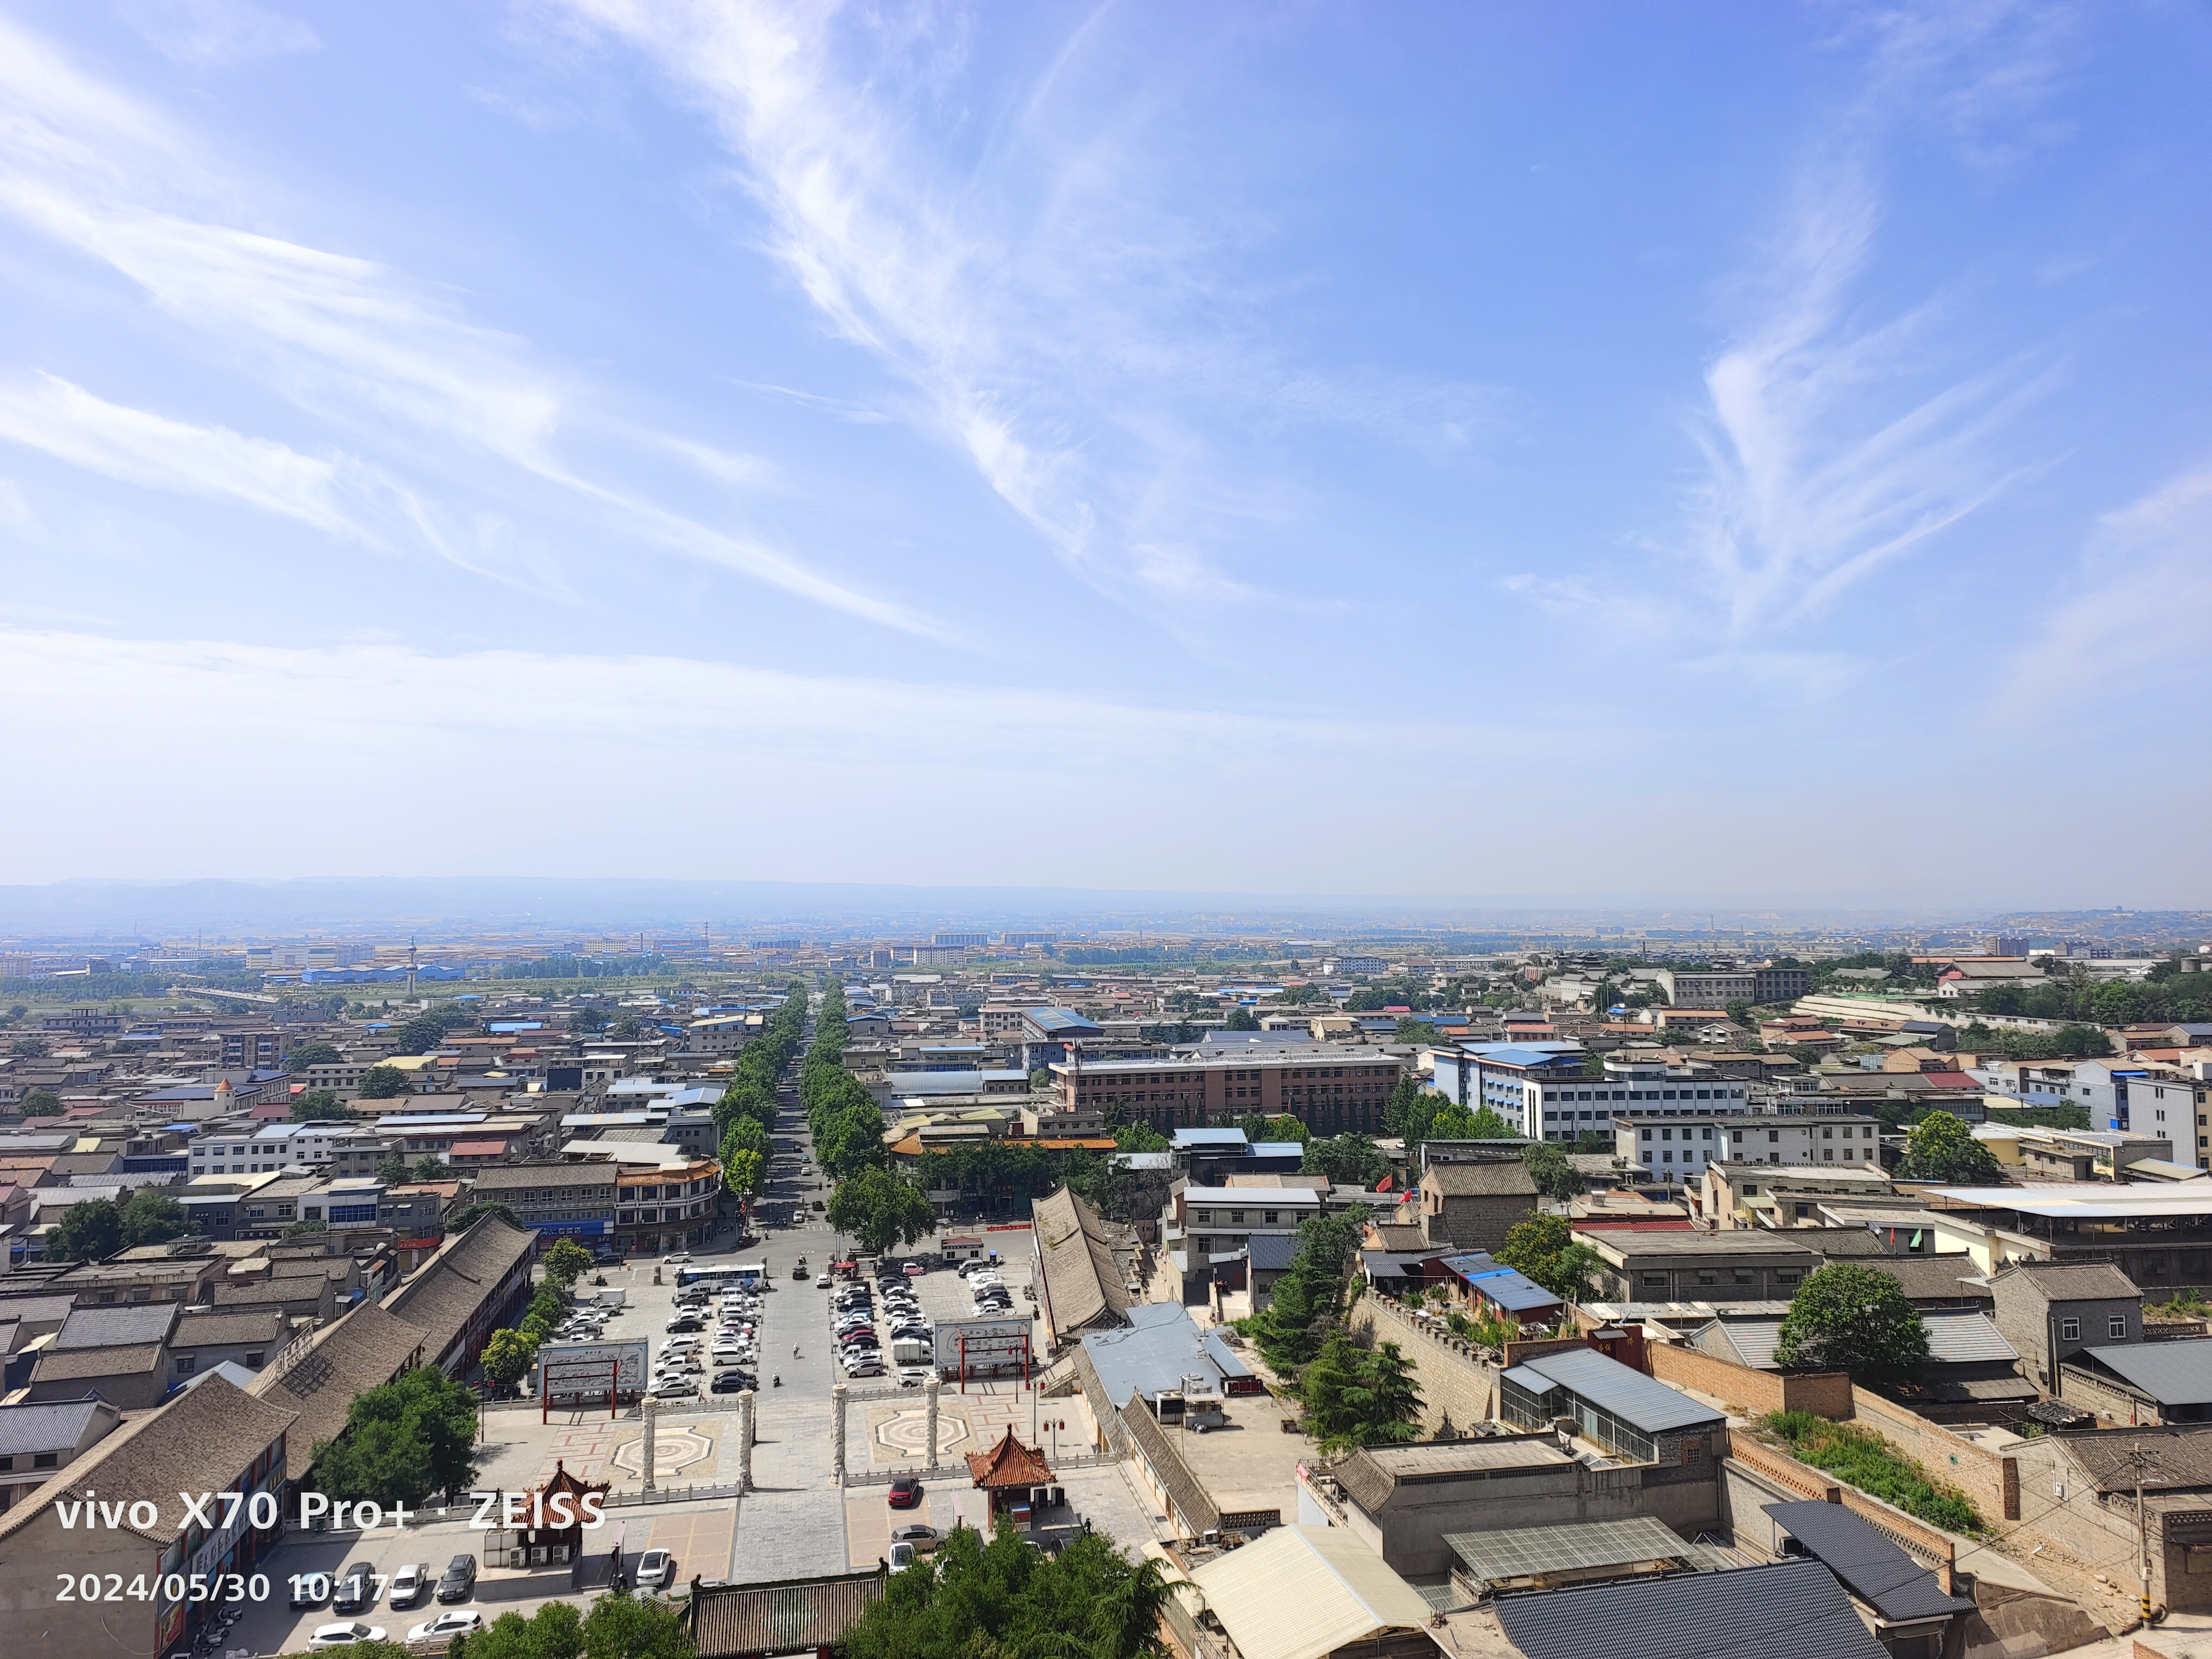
[888,1476,922,1509]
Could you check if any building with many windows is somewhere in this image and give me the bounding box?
[1613,1112,1881,1178]
[1051,1045,1407,1133]
[1432,1046,1753,1141]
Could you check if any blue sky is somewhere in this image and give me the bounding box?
[1,1,2208,904]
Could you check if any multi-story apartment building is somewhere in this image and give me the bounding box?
[1051,1045,1407,1134]
[186,1122,356,1176]
[1613,1111,1876,1179]
[466,1162,621,1251]
[1651,966,1810,1006]
[1431,1046,1754,1141]
[2127,1075,2211,1167]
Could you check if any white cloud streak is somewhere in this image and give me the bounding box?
[0,11,931,634]
[536,0,1499,620]
[114,0,319,68]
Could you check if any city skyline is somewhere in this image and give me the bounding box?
[2,3,2208,899]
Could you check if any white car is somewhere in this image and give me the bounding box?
[635,1548,676,1589]
[651,1377,698,1398]
[663,1254,693,1265]
[897,1367,931,1387]
[307,1623,388,1648]
[815,1273,832,1288]
[407,1611,485,1642]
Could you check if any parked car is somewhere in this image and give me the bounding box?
[890,1523,942,1551]
[903,1262,925,1277]
[388,1562,430,1608]
[406,1611,485,1643]
[711,1369,755,1393]
[290,1572,331,1609]
[897,1367,930,1388]
[436,1555,477,1603]
[635,1548,677,1589]
[652,1376,699,1398]
[888,1540,917,1573]
[307,1623,387,1648]
[666,1316,705,1334]
[333,1562,377,1614]
[815,1273,832,1288]
[888,1476,922,1509]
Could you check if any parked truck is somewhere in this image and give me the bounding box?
[891,1338,931,1367]
[596,1288,627,1310]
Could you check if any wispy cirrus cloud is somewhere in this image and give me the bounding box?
[0,11,933,634]
[531,0,1503,620]
[113,0,319,68]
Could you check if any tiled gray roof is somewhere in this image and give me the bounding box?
[1490,1559,1888,1659]
[0,1375,297,1546]
[1033,1186,1131,1333]
[31,1341,164,1382]
[689,1571,884,1658]
[172,1309,287,1348]
[1764,1501,1975,1622]
[1426,1161,1538,1198]
[250,1300,428,1456]
[2073,1340,2212,1407]
[383,1215,535,1362]
[54,1302,180,1349]
[1998,1262,2141,1301]
[0,1398,112,1456]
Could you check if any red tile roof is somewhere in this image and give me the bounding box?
[966,1427,1053,1490]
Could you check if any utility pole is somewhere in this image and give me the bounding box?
[2126,1441,2158,1624]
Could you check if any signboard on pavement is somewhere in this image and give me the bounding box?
[540,1339,648,1399]
[933,1316,1032,1377]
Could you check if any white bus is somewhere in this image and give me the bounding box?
[674,1262,769,1291]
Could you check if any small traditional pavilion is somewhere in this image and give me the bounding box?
[964,1427,1054,1513]
[519,1459,613,1565]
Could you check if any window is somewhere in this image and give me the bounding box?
[2061,1317,2080,1340]
[1264,1211,1279,1224]
[175,1356,197,1375]
[2111,1316,2129,1340]
[33,1452,58,1469]
[1742,1184,1759,1196]
[246,1351,265,1367]
[1642,1271,1668,1288]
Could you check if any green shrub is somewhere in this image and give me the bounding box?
[1763,1412,1983,1535]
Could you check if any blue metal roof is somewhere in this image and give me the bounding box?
[1459,1265,1561,1313]
[1173,1128,1249,1148]
[1026,1008,1101,1034]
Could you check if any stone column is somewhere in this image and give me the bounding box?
[736,1390,755,1496]
[640,1394,658,1493]
[925,1375,941,1470]
[831,1382,848,1486]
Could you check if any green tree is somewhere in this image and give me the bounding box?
[723,1148,765,1199]
[310,1365,480,1505]
[1278,983,1326,1006]
[1300,1331,1424,1452]
[543,1239,593,1289]
[1114,1120,1170,1154]
[721,1115,772,1162]
[1896,1110,2002,1184]
[1523,1141,1583,1203]
[1223,1006,1261,1031]
[1724,999,1756,1028]
[570,1006,608,1034]
[9,1037,50,1058]
[20,1086,63,1117]
[376,1154,408,1185]
[826,1166,936,1256]
[1493,1213,1603,1302]
[818,1098,890,1179]
[1774,1263,1930,1390]
[290,1088,356,1122]
[412,1155,446,1182]
[1381,1076,1428,1137]
[450,1589,692,1659]
[284,1219,328,1239]
[50,1198,124,1262]
[1250,1211,1364,1375]
[1028,1068,1054,1090]
[283,1041,342,1072]
[480,1328,536,1396]
[841,1520,1169,1659]
[120,1188,189,1248]
[357,1065,411,1099]
[1303,1133,1390,1187]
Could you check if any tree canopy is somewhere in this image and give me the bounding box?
[1300,1332,1423,1452]
[1774,1263,1929,1390]
[543,1239,593,1288]
[1222,1006,1261,1031]
[1523,1141,1584,1203]
[449,1591,693,1659]
[357,1065,411,1099]
[1896,1110,2002,1184]
[1249,1211,1364,1374]
[311,1365,480,1506]
[1303,1133,1391,1187]
[827,1165,936,1257]
[290,1088,357,1122]
[841,1520,1171,1659]
[723,1148,766,1198]
[20,1086,63,1117]
[282,1040,342,1072]
[1492,1213,1603,1303]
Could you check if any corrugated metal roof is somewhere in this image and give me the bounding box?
[1764,1501,1975,1622]
[1508,1346,1725,1435]
[1462,1266,1562,1313]
[1188,1523,1435,1659]
[1445,1515,1692,1585]
[1490,1558,1888,1659]
[2075,1339,2212,1406]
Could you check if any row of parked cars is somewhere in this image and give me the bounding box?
[831,1269,931,1384]
[653,1282,763,1397]
[297,1554,481,1647]
[963,1259,1017,1316]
